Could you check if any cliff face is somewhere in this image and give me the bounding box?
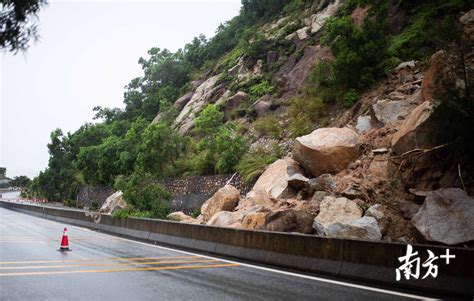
[168,3,474,246]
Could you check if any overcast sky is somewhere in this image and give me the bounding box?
[0,0,241,179]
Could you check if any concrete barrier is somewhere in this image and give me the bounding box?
[1,200,472,298]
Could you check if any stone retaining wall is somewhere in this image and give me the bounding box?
[76,174,255,212]
[76,185,114,207]
[164,174,255,212]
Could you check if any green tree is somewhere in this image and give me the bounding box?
[194,104,247,174]
[136,122,185,176]
[11,175,30,187]
[0,167,6,177]
[114,171,170,218]
[1,0,47,52]
[321,4,389,90]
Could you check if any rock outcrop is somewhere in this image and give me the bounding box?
[411,188,474,245]
[251,158,304,199]
[292,128,360,177]
[174,92,194,111]
[175,74,222,134]
[200,185,240,222]
[305,0,344,34]
[99,191,127,214]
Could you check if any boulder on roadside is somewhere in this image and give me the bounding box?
[411,188,474,245]
[242,211,268,230]
[251,157,304,199]
[201,185,240,222]
[207,211,244,228]
[313,196,362,234]
[323,216,382,241]
[100,191,127,214]
[263,209,315,234]
[238,190,277,210]
[292,128,359,177]
[167,211,193,221]
[167,211,200,224]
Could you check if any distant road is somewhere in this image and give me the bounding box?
[0,190,20,199]
[0,208,434,300]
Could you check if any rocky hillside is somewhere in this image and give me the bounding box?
[167,4,474,247]
[28,0,473,246]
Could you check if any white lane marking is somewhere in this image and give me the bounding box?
[0,241,46,244]
[70,225,435,300]
[0,209,434,299]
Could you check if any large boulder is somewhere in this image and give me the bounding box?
[251,158,304,199]
[99,191,127,214]
[263,209,315,234]
[292,128,360,177]
[207,211,244,228]
[200,185,240,222]
[174,91,194,111]
[323,216,382,241]
[411,188,474,245]
[313,196,362,234]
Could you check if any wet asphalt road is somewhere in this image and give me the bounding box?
[0,207,430,300]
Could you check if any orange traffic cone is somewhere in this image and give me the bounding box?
[58,227,71,252]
